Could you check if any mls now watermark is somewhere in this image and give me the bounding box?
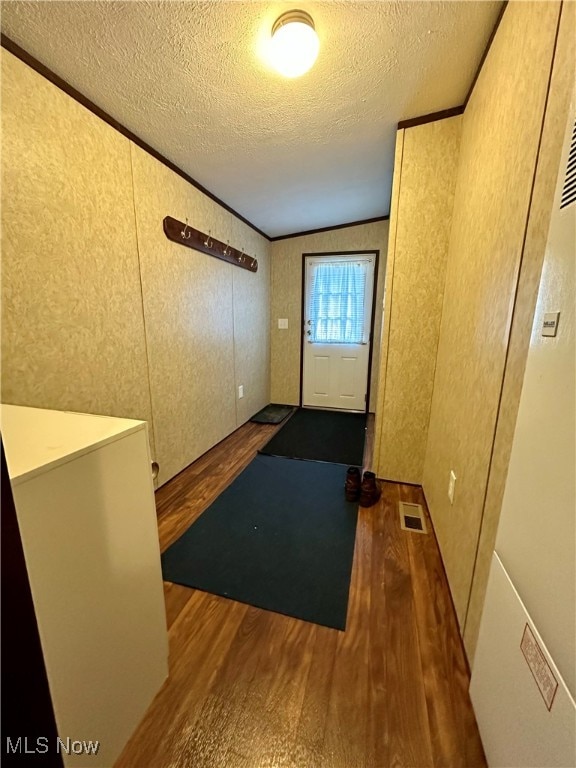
[6,736,100,756]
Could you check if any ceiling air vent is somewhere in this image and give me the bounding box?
[399,501,427,534]
[560,119,576,210]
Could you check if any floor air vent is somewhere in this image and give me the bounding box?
[399,501,427,534]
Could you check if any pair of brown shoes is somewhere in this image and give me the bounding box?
[345,467,381,507]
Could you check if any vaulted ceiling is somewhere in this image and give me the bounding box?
[1,1,502,237]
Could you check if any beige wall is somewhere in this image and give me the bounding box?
[1,49,271,487]
[270,222,388,412]
[374,117,461,484]
[491,93,575,695]
[422,1,563,631]
[1,49,155,450]
[131,146,270,485]
[464,1,575,661]
[494,96,575,698]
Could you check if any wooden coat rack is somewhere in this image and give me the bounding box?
[163,216,258,273]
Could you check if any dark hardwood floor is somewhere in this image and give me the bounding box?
[115,415,486,768]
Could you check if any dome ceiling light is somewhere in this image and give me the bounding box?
[268,10,320,78]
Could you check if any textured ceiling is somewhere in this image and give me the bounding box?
[1,1,502,237]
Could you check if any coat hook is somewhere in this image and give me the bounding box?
[223,241,231,257]
[204,230,213,248]
[181,218,191,239]
[238,246,245,263]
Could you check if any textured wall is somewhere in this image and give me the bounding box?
[1,48,271,489]
[130,145,270,486]
[373,134,403,475]
[232,261,271,428]
[422,1,562,629]
[1,50,155,453]
[492,96,575,696]
[374,117,461,484]
[464,1,575,663]
[270,222,388,412]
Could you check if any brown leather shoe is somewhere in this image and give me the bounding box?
[359,471,381,507]
[345,466,361,501]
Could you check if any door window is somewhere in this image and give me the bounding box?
[308,260,369,344]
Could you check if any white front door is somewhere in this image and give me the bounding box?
[302,254,375,411]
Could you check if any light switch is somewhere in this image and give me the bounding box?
[278,318,288,329]
[542,311,560,337]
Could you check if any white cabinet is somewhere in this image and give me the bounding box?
[1,404,168,768]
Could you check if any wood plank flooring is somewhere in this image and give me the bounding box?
[116,415,486,768]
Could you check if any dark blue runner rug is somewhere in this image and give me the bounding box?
[259,407,367,466]
[161,454,358,630]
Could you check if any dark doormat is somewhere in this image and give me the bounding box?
[161,454,358,630]
[259,407,367,466]
[249,403,296,424]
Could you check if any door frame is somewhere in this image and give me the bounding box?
[299,249,380,413]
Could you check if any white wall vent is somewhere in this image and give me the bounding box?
[560,119,576,209]
[399,501,428,534]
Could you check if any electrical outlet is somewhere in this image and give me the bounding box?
[448,470,456,505]
[238,385,244,399]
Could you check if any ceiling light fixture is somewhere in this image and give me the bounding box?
[269,10,320,78]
